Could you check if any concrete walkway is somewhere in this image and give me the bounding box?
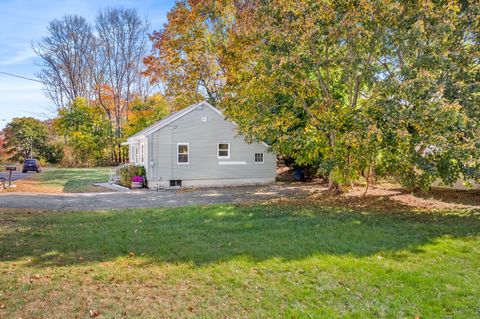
[0,184,308,211]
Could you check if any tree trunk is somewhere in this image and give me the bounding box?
[328,172,340,193]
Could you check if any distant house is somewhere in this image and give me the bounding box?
[123,101,276,189]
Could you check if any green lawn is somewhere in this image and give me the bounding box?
[0,204,479,318]
[11,167,111,192]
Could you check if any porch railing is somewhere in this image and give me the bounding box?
[109,163,134,184]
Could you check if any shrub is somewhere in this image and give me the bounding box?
[38,158,47,167]
[119,165,147,187]
[40,143,64,164]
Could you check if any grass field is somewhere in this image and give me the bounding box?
[8,167,111,193]
[1,204,479,318]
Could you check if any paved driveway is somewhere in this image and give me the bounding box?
[0,184,309,211]
[0,171,36,182]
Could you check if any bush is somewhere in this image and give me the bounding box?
[119,165,147,188]
[38,158,47,167]
[40,143,64,164]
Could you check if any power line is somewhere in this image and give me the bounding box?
[0,71,42,83]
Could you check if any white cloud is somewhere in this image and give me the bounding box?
[0,49,36,66]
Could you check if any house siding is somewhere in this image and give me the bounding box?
[147,105,276,186]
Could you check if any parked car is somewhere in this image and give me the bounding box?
[22,159,41,173]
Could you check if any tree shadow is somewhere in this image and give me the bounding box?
[0,204,479,267]
[298,184,480,211]
[414,188,480,207]
[40,168,110,192]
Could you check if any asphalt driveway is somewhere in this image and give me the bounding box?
[0,184,308,211]
[0,171,36,182]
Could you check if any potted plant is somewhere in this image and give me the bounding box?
[131,175,144,189]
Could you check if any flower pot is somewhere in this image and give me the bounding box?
[131,181,143,189]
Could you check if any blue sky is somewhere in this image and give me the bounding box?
[0,0,176,129]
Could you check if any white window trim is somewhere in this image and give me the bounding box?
[132,145,138,164]
[177,142,190,165]
[217,142,231,159]
[139,143,145,165]
[254,153,264,164]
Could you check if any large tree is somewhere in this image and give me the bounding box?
[144,0,237,109]
[148,0,479,190]
[93,8,150,157]
[3,117,49,160]
[219,0,480,190]
[54,98,111,166]
[33,15,94,111]
[34,8,151,163]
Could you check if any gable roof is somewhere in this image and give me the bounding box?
[127,101,223,141]
[125,101,270,148]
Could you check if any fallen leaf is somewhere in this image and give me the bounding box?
[89,310,100,318]
[0,304,5,309]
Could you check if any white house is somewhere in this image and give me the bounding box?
[123,101,277,189]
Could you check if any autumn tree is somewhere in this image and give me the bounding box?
[93,8,150,161]
[144,0,236,109]
[55,98,111,166]
[124,93,170,137]
[218,0,479,190]
[150,0,479,190]
[34,8,153,164]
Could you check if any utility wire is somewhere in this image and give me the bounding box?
[0,71,42,83]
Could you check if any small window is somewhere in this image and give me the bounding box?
[217,143,230,159]
[177,143,189,164]
[170,180,182,187]
[254,153,264,164]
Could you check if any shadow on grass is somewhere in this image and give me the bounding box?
[37,168,110,193]
[414,188,480,207]
[1,203,479,267]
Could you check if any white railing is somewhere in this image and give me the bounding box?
[109,163,134,184]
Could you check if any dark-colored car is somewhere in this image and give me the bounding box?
[22,159,41,173]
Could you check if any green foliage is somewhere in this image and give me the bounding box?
[147,0,479,190]
[55,98,112,167]
[119,165,147,187]
[124,94,170,137]
[3,117,49,160]
[217,0,480,190]
[39,142,64,164]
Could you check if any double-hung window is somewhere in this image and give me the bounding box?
[217,142,230,159]
[254,153,264,164]
[177,143,189,164]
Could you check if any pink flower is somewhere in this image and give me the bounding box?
[131,175,144,183]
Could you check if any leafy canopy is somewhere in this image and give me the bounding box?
[145,0,480,190]
[3,117,49,160]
